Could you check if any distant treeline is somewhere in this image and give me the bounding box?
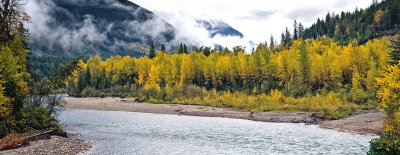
[298,0,400,45]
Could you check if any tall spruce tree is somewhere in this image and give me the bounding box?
[297,39,311,85]
[390,33,400,64]
[269,35,275,52]
[161,44,166,52]
[178,43,184,54]
[149,41,156,59]
[293,20,298,40]
[183,44,188,54]
[298,23,304,38]
[285,27,292,46]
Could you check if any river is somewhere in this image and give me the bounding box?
[59,109,377,154]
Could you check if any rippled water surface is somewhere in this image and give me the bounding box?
[59,109,377,154]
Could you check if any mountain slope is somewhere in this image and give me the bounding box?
[302,0,400,44]
[27,0,175,58]
[196,19,244,38]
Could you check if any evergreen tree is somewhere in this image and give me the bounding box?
[149,41,156,59]
[203,47,211,56]
[85,66,91,87]
[293,20,298,40]
[390,32,400,64]
[77,71,86,93]
[161,44,166,52]
[269,35,275,52]
[183,44,188,54]
[298,23,304,38]
[284,27,292,46]
[297,40,311,85]
[178,43,184,54]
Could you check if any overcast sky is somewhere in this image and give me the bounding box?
[131,0,373,50]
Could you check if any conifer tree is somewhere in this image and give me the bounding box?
[149,41,156,59]
[178,43,184,54]
[183,44,188,54]
[390,32,400,64]
[270,35,275,52]
[297,40,311,85]
[161,44,166,52]
[293,20,298,40]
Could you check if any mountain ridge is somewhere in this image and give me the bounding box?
[26,0,244,58]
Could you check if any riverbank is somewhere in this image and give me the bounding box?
[65,97,384,134]
[0,135,92,155]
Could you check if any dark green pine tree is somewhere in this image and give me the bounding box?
[203,47,211,56]
[149,41,156,59]
[297,39,311,85]
[77,70,88,93]
[284,27,292,46]
[293,20,298,40]
[85,66,91,87]
[161,44,166,52]
[269,35,275,52]
[183,44,188,54]
[390,33,400,64]
[298,23,304,39]
[178,43,184,54]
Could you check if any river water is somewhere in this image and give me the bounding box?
[59,109,377,154]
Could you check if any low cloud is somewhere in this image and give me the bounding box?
[236,10,275,21]
[286,7,322,22]
[25,0,260,55]
[155,11,256,52]
[25,0,182,56]
[26,0,110,56]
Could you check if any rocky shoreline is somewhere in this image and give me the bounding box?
[65,97,384,135]
[0,135,92,155]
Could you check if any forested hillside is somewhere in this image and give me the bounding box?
[302,0,400,44]
[28,0,174,58]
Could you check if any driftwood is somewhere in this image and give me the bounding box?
[24,130,53,142]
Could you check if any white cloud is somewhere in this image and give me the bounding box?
[25,0,108,56]
[132,0,373,52]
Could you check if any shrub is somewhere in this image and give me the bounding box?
[23,105,58,130]
[368,132,400,155]
[0,133,27,151]
[345,89,373,105]
[50,125,67,137]
[140,83,161,100]
[283,82,311,97]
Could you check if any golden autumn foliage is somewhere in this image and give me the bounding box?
[67,38,392,119]
[369,61,400,154]
[376,61,400,135]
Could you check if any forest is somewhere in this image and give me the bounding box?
[66,38,392,119]
[1,0,400,153]
[301,0,400,45]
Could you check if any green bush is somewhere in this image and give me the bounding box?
[345,89,373,105]
[0,121,11,138]
[368,133,400,155]
[23,105,58,131]
[283,82,311,97]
